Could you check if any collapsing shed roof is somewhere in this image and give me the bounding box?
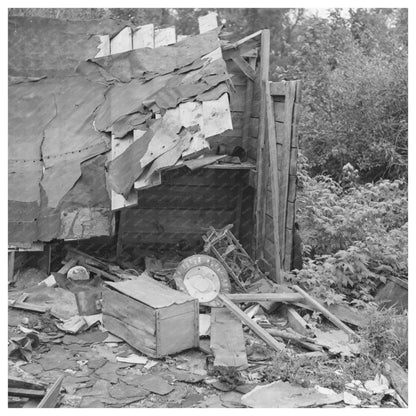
[8,17,235,246]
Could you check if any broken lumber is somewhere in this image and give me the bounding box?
[218,293,285,352]
[286,306,313,337]
[292,285,357,338]
[227,293,304,304]
[382,359,408,405]
[8,388,46,399]
[37,375,64,408]
[266,328,323,352]
[8,377,45,391]
[210,308,248,370]
[292,301,366,328]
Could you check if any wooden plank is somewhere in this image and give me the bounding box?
[102,288,157,342]
[288,174,297,203]
[8,388,45,399]
[8,251,15,282]
[284,228,293,270]
[218,293,285,352]
[385,274,408,290]
[106,275,195,307]
[291,102,302,148]
[254,29,270,259]
[223,30,262,50]
[8,243,44,252]
[273,101,286,123]
[158,302,199,356]
[279,82,297,260]
[292,285,358,338]
[8,378,45,391]
[110,26,132,54]
[95,35,110,57]
[210,307,248,370]
[133,24,154,49]
[270,81,286,97]
[242,58,257,150]
[202,93,233,138]
[198,12,218,33]
[265,80,283,283]
[102,314,156,357]
[286,306,312,337]
[227,293,304,303]
[37,375,63,408]
[231,55,256,80]
[154,27,176,47]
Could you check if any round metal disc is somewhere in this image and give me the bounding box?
[173,254,231,307]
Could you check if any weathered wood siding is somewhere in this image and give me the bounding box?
[118,168,253,248]
[260,81,302,276]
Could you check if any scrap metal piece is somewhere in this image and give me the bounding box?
[173,254,231,307]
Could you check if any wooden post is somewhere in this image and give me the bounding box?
[254,29,270,259]
[265,80,283,283]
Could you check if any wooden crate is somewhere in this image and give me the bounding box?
[102,276,199,357]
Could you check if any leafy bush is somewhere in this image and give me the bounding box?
[289,158,407,304]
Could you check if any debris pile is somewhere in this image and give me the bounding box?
[8,225,408,408]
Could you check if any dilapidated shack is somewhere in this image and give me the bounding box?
[8,13,301,282]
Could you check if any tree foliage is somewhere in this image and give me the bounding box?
[9,7,408,181]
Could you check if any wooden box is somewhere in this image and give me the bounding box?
[102,275,199,357]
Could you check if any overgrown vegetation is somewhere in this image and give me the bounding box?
[286,152,407,306]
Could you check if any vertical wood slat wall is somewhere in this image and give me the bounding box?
[259,80,301,277]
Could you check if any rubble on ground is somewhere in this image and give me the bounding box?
[8,226,407,408]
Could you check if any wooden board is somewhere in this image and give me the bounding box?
[37,375,63,408]
[154,27,176,47]
[254,29,270,259]
[198,12,218,33]
[286,306,312,337]
[279,82,296,267]
[110,27,132,54]
[210,308,248,370]
[242,57,257,151]
[227,293,304,303]
[133,24,154,49]
[265,80,282,283]
[106,275,194,308]
[95,35,110,58]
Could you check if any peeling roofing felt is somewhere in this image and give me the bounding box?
[8,17,234,245]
